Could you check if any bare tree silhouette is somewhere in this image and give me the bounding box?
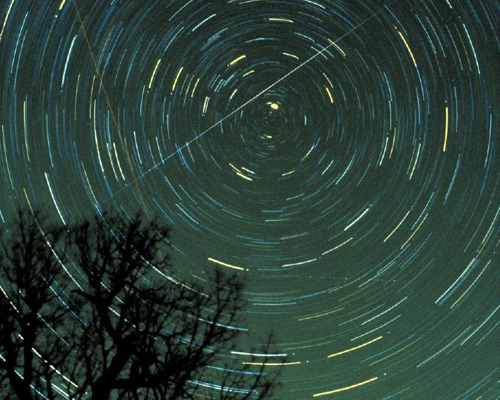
[0,209,281,400]
[0,209,70,400]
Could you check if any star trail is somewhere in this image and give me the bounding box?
[1,0,500,398]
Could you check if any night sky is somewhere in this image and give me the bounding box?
[1,0,500,398]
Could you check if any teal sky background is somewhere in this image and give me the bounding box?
[0,0,499,398]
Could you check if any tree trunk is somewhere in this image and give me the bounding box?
[8,369,33,400]
[91,378,113,400]
[91,347,131,400]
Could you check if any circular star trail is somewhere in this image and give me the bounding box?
[1,0,500,398]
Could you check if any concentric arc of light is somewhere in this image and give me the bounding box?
[105,2,392,201]
[313,377,378,397]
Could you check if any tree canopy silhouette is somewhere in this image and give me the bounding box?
[0,208,281,400]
